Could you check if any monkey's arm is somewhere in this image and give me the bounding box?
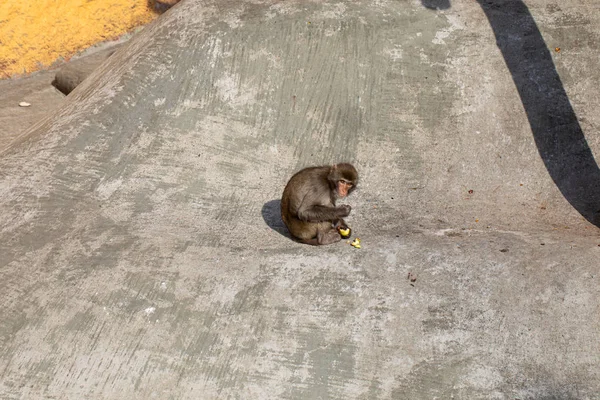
[297,204,350,222]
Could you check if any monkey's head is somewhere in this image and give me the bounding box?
[328,163,358,198]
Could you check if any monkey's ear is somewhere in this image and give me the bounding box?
[329,164,338,177]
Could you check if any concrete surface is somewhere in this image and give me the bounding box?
[0,41,126,152]
[1,0,600,398]
[52,46,122,95]
[0,70,64,151]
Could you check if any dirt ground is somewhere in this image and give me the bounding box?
[0,0,177,78]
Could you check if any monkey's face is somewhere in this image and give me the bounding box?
[328,163,358,198]
[337,180,354,198]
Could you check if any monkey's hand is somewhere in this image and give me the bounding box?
[333,219,347,229]
[337,205,351,217]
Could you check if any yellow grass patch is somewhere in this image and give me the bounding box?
[0,0,158,77]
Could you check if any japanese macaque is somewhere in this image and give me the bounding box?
[281,163,358,245]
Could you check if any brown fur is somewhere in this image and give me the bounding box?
[281,163,358,245]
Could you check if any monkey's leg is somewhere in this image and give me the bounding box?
[298,229,341,246]
[288,220,340,246]
[316,225,342,245]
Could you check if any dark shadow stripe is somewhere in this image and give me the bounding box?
[473,0,600,226]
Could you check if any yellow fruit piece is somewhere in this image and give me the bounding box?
[339,227,351,237]
[351,238,361,249]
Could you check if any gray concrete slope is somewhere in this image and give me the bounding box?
[1,0,600,398]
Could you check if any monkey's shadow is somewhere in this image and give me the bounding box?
[261,199,293,239]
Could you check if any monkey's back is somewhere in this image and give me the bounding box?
[281,166,331,226]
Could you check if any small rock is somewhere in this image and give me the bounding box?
[144,307,156,315]
[19,101,31,107]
